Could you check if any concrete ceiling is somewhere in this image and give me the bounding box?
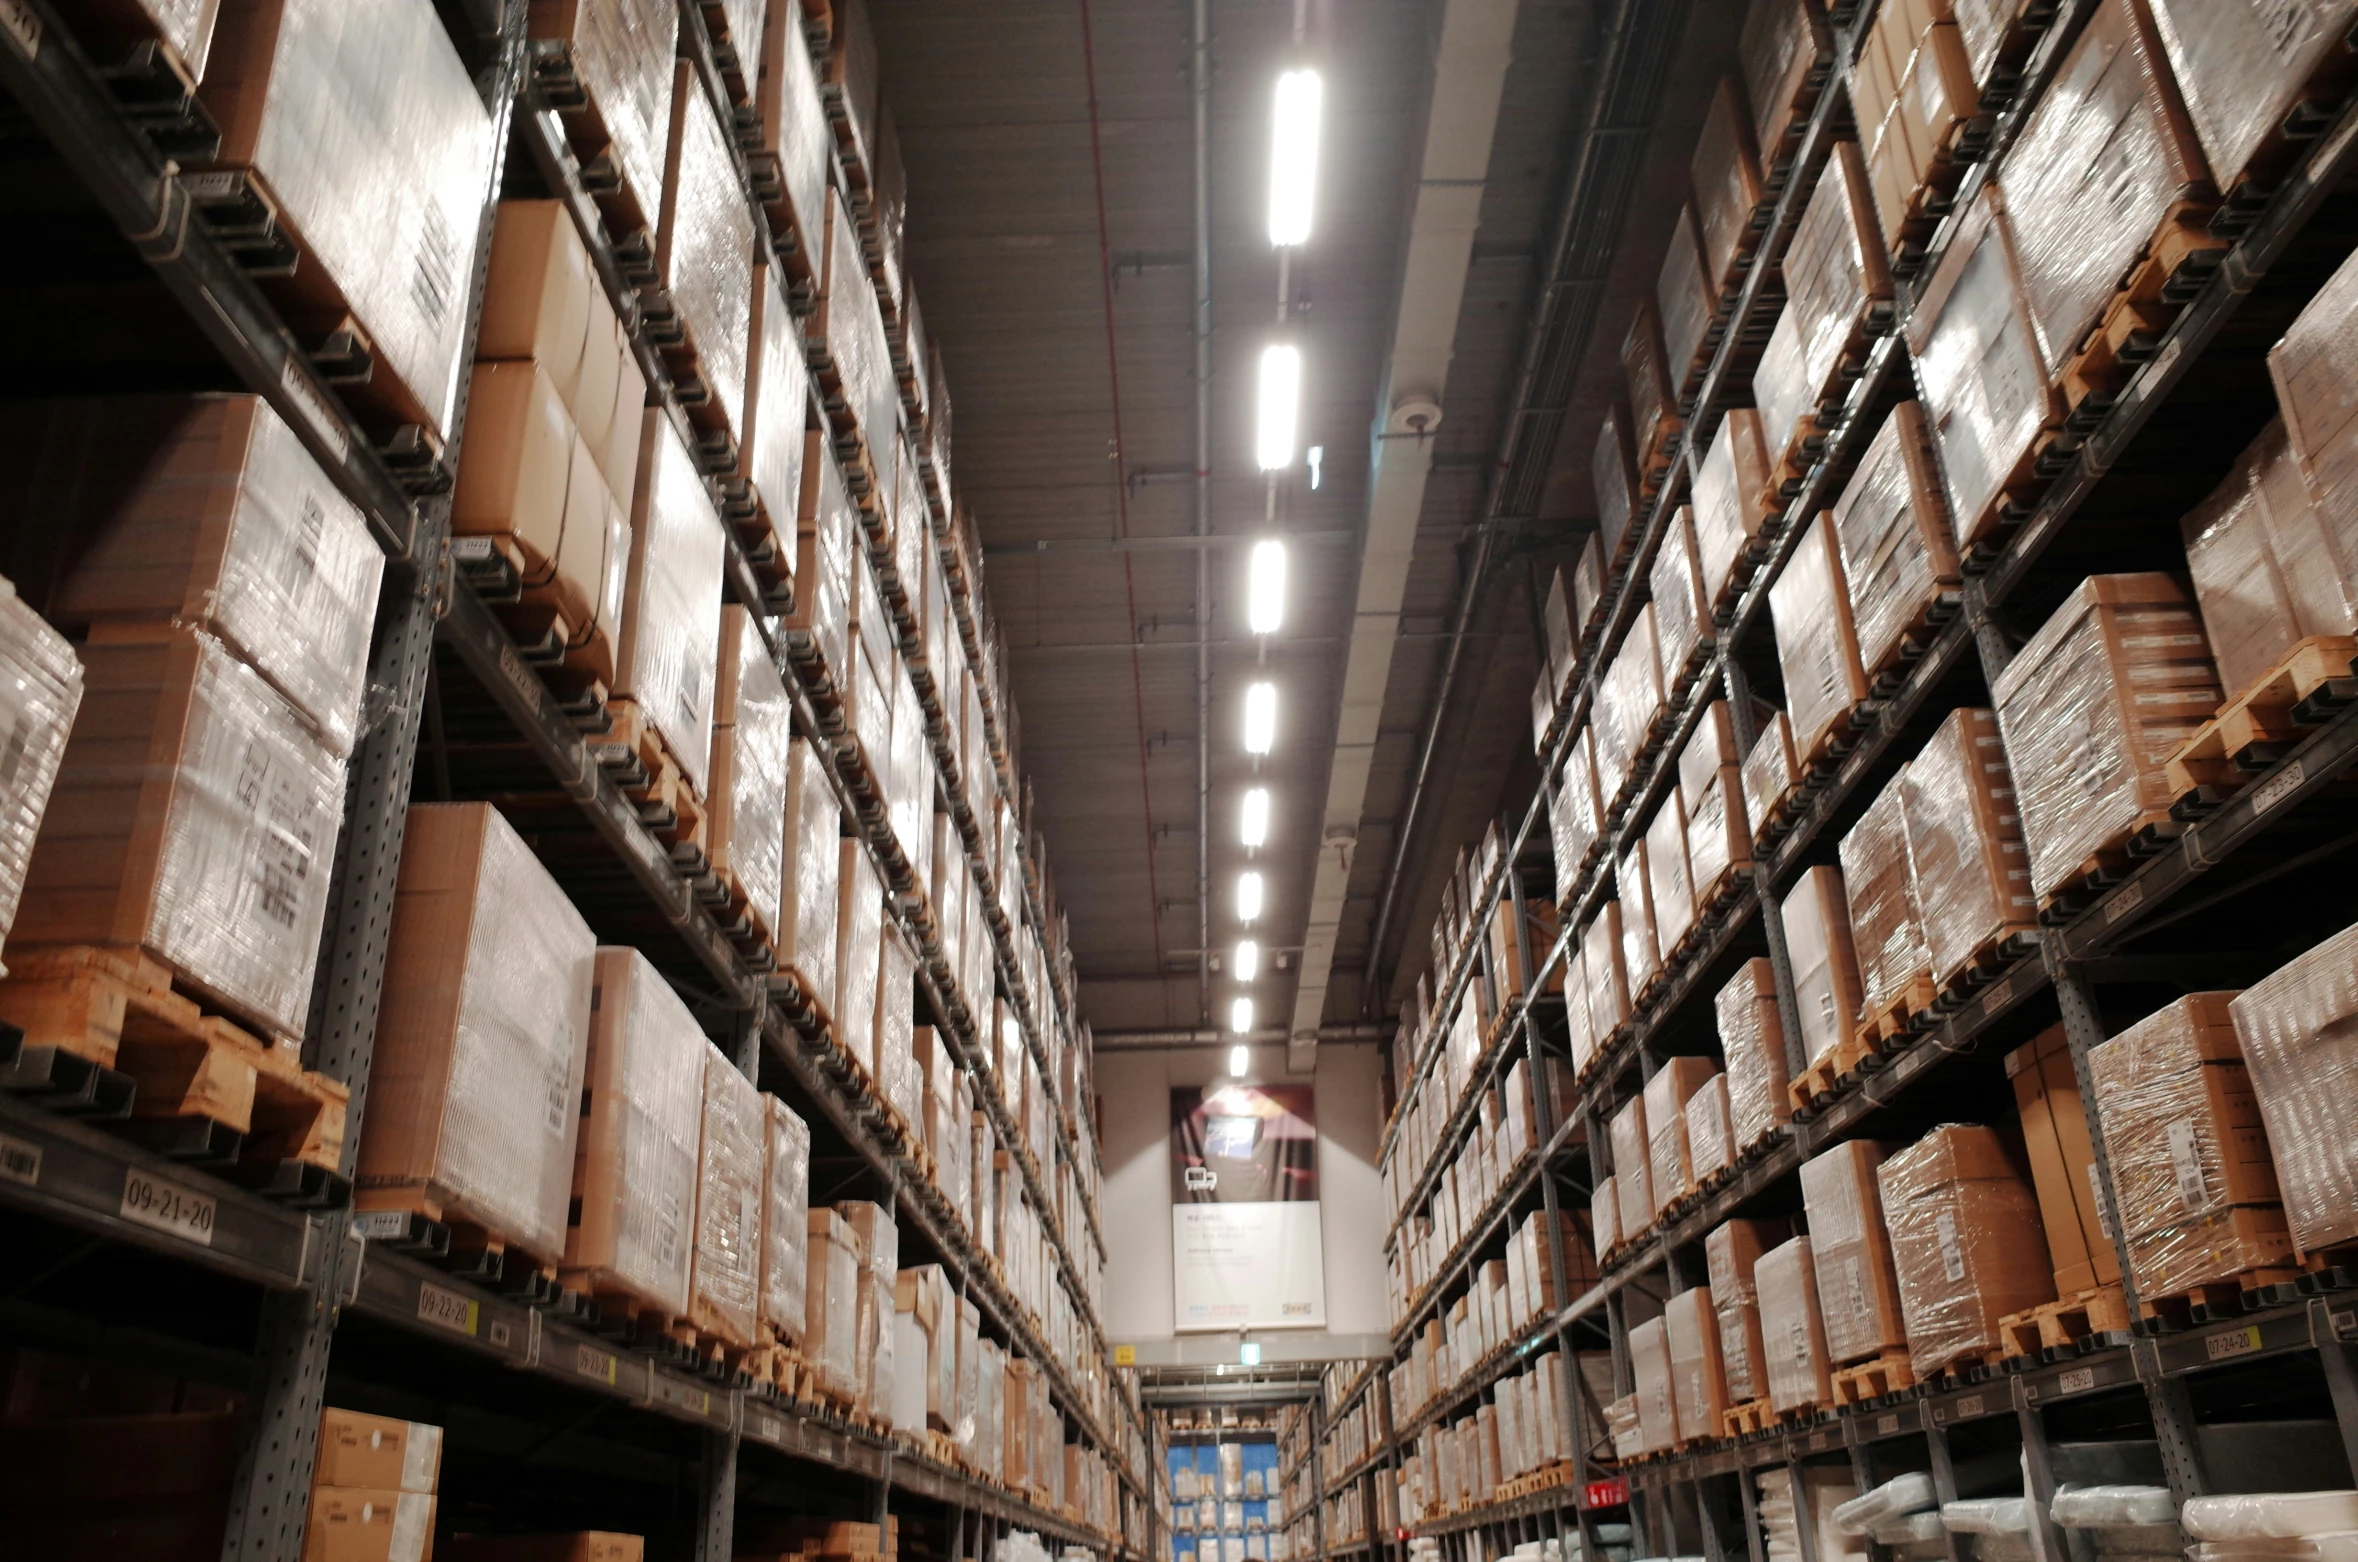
[873,0,1750,1053]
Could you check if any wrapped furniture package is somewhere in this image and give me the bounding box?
[760,1095,812,1348]
[2145,0,2358,193]
[0,586,79,969]
[2180,418,2357,700]
[1759,144,1890,471]
[1610,1095,1653,1242]
[1708,1217,1787,1403]
[1756,1236,1833,1413]
[1679,701,1750,906]
[1691,76,1765,294]
[1827,402,1959,681]
[1644,1057,1719,1218]
[656,59,755,441]
[527,0,677,232]
[690,1047,766,1349]
[1718,957,1792,1152]
[1742,707,1801,844]
[804,1206,864,1400]
[2008,1022,2123,1296]
[1876,1126,2055,1374]
[1800,1140,1907,1365]
[1692,408,1776,608]
[621,413,728,797]
[2230,920,2358,1256]
[1781,866,1864,1071]
[1900,708,2035,988]
[1665,1283,1729,1442]
[712,607,792,949]
[1770,513,1870,766]
[1839,772,1932,1022]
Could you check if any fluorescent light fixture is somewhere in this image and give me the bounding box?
[1228,1041,1250,1075]
[1235,939,1261,982]
[1240,1340,1263,1366]
[1308,445,1324,490]
[1230,998,1255,1037]
[1243,681,1277,754]
[1241,788,1270,847]
[1256,345,1301,471]
[1248,540,1287,634]
[1237,872,1264,923]
[1267,69,1323,246]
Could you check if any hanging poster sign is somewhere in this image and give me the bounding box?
[1169,1083,1325,1330]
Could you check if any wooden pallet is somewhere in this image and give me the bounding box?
[640,287,741,472]
[0,946,346,1173]
[2166,637,2358,799]
[2035,813,2180,923]
[1931,929,2041,1012]
[2300,1244,2358,1293]
[1997,1285,2131,1362]
[355,1186,569,1284]
[1853,974,1940,1052]
[586,698,711,851]
[1829,1349,1916,1406]
[1719,1397,1805,1438]
[1633,410,1682,496]
[1494,1462,1577,1501]
[525,39,666,255]
[2059,203,2227,427]
[2136,1267,2303,1331]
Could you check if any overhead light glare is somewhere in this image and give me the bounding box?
[1267,69,1323,246]
[1228,1041,1251,1075]
[1243,681,1277,754]
[1240,788,1270,848]
[1256,345,1301,471]
[1248,540,1287,634]
[1235,939,1261,982]
[1237,872,1264,923]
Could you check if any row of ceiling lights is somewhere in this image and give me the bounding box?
[1229,66,1322,1077]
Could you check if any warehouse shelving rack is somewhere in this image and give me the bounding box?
[1367,6,2358,1562]
[0,2,1149,1558]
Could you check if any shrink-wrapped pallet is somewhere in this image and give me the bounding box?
[1764,144,1890,475]
[2272,235,2358,541]
[1692,76,1765,293]
[527,0,677,234]
[1591,1174,1621,1263]
[760,1095,811,1348]
[712,608,792,947]
[2005,1023,2121,1295]
[1990,574,2220,900]
[1645,1056,1718,1217]
[1693,408,1776,608]
[14,395,380,756]
[477,200,645,503]
[805,1205,863,1400]
[18,628,343,1043]
[1771,513,1870,766]
[1742,707,1800,844]
[1829,403,1959,680]
[1652,506,1711,689]
[564,949,703,1317]
[741,262,811,569]
[1741,0,1834,156]
[1840,772,1932,1022]
[1718,956,1792,1152]
[814,190,901,469]
[1876,1126,2054,1375]
[1594,604,1664,805]
[1610,1094,1652,1241]
[1856,13,1979,251]
[622,413,727,798]
[1679,702,1750,904]
[2147,0,2358,194]
[874,923,921,1135]
[1658,204,1718,383]
[1619,839,1659,997]
[779,736,841,1005]
[1709,1218,1785,1402]
[198,0,497,440]
[2231,921,2358,1257]
[2091,994,2291,1296]
[1902,708,2035,988]
[1800,1140,1907,1364]
[691,1048,765,1349]
[1630,1315,1675,1455]
[1540,567,1576,715]
[2004,0,2213,378]
[0,586,78,969]
[838,1200,900,1418]
[790,432,855,687]
[1781,865,1864,1070]
[1646,792,1695,955]
[1666,1284,1729,1443]
[1687,1075,1733,1183]
[1594,407,1640,563]
[1549,727,1603,896]
[1756,1236,1833,1413]
[2181,419,2357,700]
[1623,299,1680,484]
[1908,187,2055,547]
[835,840,883,1075]
[657,59,754,441]
[358,803,596,1264]
[1582,901,1629,1050]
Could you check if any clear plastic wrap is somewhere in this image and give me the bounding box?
[1594,604,1664,806]
[1717,957,1793,1152]
[1582,902,1629,1051]
[2053,1489,2180,1529]
[1610,1096,1653,1242]
[874,923,920,1131]
[2003,0,2212,376]
[1837,1475,1939,1537]
[1902,708,2036,988]
[819,189,903,466]
[1907,186,2055,547]
[1742,708,1800,845]
[790,435,855,685]
[1770,513,1870,765]
[18,629,342,1041]
[1623,300,1680,484]
[1740,0,1833,155]
[756,0,832,262]
[779,736,841,1001]
[1945,1500,2037,1537]
[1692,408,1775,608]
[2182,418,2357,699]
[0,584,79,968]
[1652,506,1710,689]
[1829,402,1959,679]
[1542,568,1576,717]
[1591,1174,1621,1262]
[1665,1284,1727,1444]
[1708,1218,1780,1401]
[2148,1,2358,193]
[358,803,596,1264]
[761,1095,811,1347]
[1774,142,1890,470]
[1686,1076,1732,1183]
[1800,1140,1907,1364]
[1839,771,1931,1018]
[39,395,380,756]
[1780,865,1863,1069]
[200,0,496,440]
[1990,574,2221,899]
[564,948,703,1317]
[1595,408,1639,563]
[1619,839,1659,997]
[2231,920,2358,1256]
[1550,727,1603,894]
[1678,703,1750,905]
[1658,204,1718,383]
[690,1048,765,1349]
[1647,793,1696,957]
[528,0,676,231]
[2184,1495,2358,1542]
[1876,1126,2054,1375]
[1859,19,1978,252]
[1630,1316,1675,1455]
[1645,1057,1716,1218]
[743,263,811,563]
[2089,992,2291,1295]
[1756,1236,1833,1413]
[712,607,791,947]
[1692,76,1765,294]
[835,840,883,1076]
[621,414,727,798]
[1755,304,1813,482]
[805,1205,863,1399]
[658,59,753,440]
[838,1199,899,1418]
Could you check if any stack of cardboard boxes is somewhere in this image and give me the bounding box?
[307,1409,443,1562]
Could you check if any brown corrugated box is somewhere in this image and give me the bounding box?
[2005,1022,2121,1294]
[477,201,643,503]
[303,1485,435,1562]
[1839,771,1931,1020]
[1644,1057,1718,1218]
[1657,203,1718,382]
[1717,957,1792,1153]
[441,1537,643,1562]
[1780,865,1864,1070]
[1799,1139,1907,1364]
[1739,0,1834,156]
[1665,1284,1728,1442]
[1691,75,1765,293]
[1770,513,1870,766]
[1756,1236,1832,1412]
[1876,1125,2055,1375]
[564,948,702,1317]
[1741,708,1800,844]
[2181,419,2356,701]
[1691,408,1776,608]
[315,1409,442,1496]
[2232,920,2358,1257]
[1902,707,2036,989]
[1611,1095,1653,1241]
[619,411,728,799]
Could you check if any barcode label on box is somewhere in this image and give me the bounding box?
[120,1168,216,1246]
[0,1131,39,1187]
[417,1281,479,1337]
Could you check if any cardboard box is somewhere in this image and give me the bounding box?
[1593,406,1638,563]
[1547,728,1602,901]
[620,412,727,798]
[358,803,596,1265]
[1739,0,1834,155]
[1799,1141,1907,1364]
[760,1095,811,1348]
[689,1046,765,1350]
[2005,1022,2121,1294]
[1991,574,2220,899]
[810,188,899,467]
[303,1486,435,1562]
[1839,770,1931,1020]
[656,58,753,440]
[1707,1217,1787,1402]
[477,200,644,504]
[1665,1284,1728,1442]
[1610,1095,1652,1240]
[1619,837,1659,997]
[1756,1236,1832,1412]
[1717,957,1792,1152]
[0,584,80,966]
[1594,604,1664,804]
[1741,707,1800,843]
[1691,76,1765,293]
[1828,402,1958,681]
[804,1206,863,1400]
[778,737,842,1000]
[1691,408,1775,608]
[1582,901,1629,1055]
[15,627,344,1044]
[740,262,810,567]
[441,1536,643,1562]
[315,1410,442,1496]
[1877,1126,2055,1374]
[57,0,222,79]
[562,949,703,1318]
[711,607,792,946]
[1644,1057,1717,1217]
[1902,707,2036,988]
[1656,203,1717,381]
[1770,514,1870,767]
[1780,865,1864,1070]
[1622,297,1680,474]
[2181,419,2357,700]
[200,0,496,434]
[526,0,676,233]
[838,1199,899,1419]
[1686,1075,1733,1184]
[1629,1315,1675,1455]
